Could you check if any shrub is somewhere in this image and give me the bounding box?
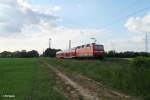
[130,57,150,98]
[132,57,150,70]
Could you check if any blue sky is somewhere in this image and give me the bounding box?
[0,0,150,53]
[27,0,149,27]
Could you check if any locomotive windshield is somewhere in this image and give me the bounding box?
[94,45,104,50]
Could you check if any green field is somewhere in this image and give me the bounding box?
[0,58,66,100]
[0,58,150,100]
[44,57,150,99]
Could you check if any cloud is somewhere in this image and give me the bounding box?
[0,0,59,35]
[0,0,109,53]
[0,26,108,53]
[104,35,145,52]
[53,6,61,12]
[125,12,150,33]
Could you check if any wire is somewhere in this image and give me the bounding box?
[104,5,150,28]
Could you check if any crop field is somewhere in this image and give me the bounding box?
[0,57,150,100]
[0,58,66,100]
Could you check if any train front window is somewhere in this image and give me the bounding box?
[94,45,104,50]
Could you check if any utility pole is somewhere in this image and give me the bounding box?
[145,33,150,53]
[145,33,148,53]
[49,38,51,49]
[69,40,71,49]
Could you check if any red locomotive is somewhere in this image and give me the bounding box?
[56,43,105,59]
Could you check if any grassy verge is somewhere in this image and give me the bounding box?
[44,57,150,99]
[0,58,66,100]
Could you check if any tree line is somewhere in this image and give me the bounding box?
[105,50,150,58]
[0,50,39,58]
[0,48,61,58]
[0,49,149,58]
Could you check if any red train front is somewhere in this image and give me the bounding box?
[56,43,105,59]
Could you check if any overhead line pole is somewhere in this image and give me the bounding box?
[49,38,51,49]
[145,33,150,53]
[69,40,71,49]
[145,33,148,53]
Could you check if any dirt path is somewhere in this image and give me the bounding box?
[41,60,138,100]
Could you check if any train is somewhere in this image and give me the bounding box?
[56,43,105,59]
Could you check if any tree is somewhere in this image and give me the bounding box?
[27,50,39,57]
[106,50,116,57]
[0,50,39,58]
[105,51,150,58]
[0,51,12,57]
[43,48,61,57]
[19,50,27,58]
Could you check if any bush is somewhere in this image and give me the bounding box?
[132,57,150,69]
[43,48,61,57]
[130,57,150,98]
[27,50,39,57]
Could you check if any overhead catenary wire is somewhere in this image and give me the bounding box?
[103,3,150,52]
[104,5,150,28]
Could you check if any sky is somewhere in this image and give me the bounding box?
[0,0,150,53]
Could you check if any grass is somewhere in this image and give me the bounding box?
[1,57,149,99]
[0,58,66,100]
[44,57,150,99]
